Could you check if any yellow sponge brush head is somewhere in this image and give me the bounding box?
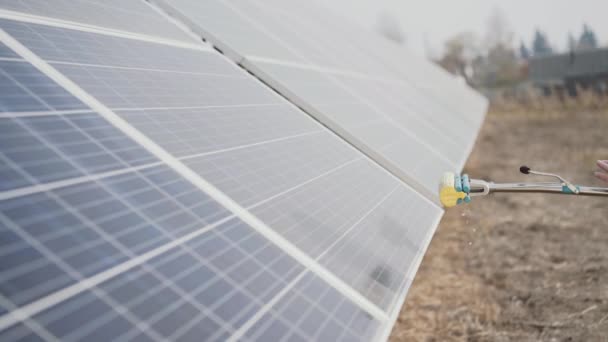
[439,172,466,208]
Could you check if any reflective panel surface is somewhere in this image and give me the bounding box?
[0,6,452,341]
[0,0,194,43]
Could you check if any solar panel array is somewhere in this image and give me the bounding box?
[0,1,486,341]
[153,0,487,200]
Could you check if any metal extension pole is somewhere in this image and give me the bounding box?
[440,166,608,208]
[485,182,608,196]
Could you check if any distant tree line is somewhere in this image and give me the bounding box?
[436,7,602,89]
[520,24,599,59]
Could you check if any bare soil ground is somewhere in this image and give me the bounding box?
[390,110,608,341]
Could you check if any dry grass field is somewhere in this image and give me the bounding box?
[390,101,608,341]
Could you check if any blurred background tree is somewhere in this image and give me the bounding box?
[578,23,598,50]
[567,32,577,52]
[438,8,523,89]
[532,30,553,56]
[519,42,530,60]
[437,32,478,84]
[433,6,606,103]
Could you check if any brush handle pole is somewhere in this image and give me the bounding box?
[486,182,608,196]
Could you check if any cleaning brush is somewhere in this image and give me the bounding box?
[439,166,608,208]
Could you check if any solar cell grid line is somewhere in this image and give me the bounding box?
[244,158,443,312]
[238,57,466,162]
[0,296,59,342]
[1,112,325,199]
[0,113,157,192]
[0,17,426,216]
[1,99,360,214]
[238,55,479,150]
[318,187,443,312]
[0,57,166,195]
[332,76,469,149]
[375,214,444,342]
[0,17,370,199]
[1,128,327,206]
[0,0,197,45]
[0,59,86,113]
[2,153,382,340]
[175,130,324,162]
[0,209,240,336]
[115,107,323,159]
[153,0,486,178]
[3,215,370,340]
[249,160,397,259]
[238,56,483,165]
[240,272,380,342]
[0,19,214,71]
[0,211,169,342]
[1,19,392,324]
[183,133,361,207]
[0,160,165,202]
[0,41,16,58]
[319,14,486,118]
[0,165,232,309]
[238,59,456,200]
[238,0,487,123]
[229,189,401,342]
[163,0,487,130]
[85,227,259,341]
[49,63,275,110]
[317,74,462,167]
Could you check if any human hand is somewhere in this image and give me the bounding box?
[595,160,608,183]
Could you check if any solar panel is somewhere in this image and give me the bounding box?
[0,0,195,44]
[0,56,385,341]
[0,2,457,340]
[240,61,456,197]
[155,0,487,200]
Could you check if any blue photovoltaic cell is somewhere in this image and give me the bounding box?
[184,132,360,207]
[116,107,322,158]
[0,322,43,342]
[319,187,442,311]
[0,19,220,74]
[243,272,379,342]
[0,42,18,58]
[250,159,395,257]
[0,113,157,191]
[0,60,86,112]
[7,218,308,341]
[0,19,278,109]
[0,165,230,308]
[0,0,195,44]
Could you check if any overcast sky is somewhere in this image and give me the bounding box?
[324,0,608,57]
